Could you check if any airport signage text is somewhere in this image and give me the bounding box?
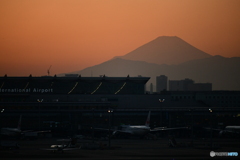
[0,88,53,94]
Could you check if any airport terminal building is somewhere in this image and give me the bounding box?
[0,75,240,137]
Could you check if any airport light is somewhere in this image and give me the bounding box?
[37,99,44,102]
[1,109,4,113]
[159,99,165,102]
[108,109,113,113]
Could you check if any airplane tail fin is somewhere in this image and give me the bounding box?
[145,111,151,127]
[17,115,22,130]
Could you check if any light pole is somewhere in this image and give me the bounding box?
[92,108,95,143]
[37,99,43,130]
[0,108,4,143]
[209,108,213,149]
[189,108,194,147]
[159,99,165,126]
[108,108,113,148]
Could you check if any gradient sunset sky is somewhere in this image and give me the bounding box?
[1,0,240,76]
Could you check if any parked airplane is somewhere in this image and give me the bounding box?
[40,138,80,153]
[205,125,240,137]
[1,115,51,138]
[112,111,152,137]
[1,115,22,137]
[219,126,240,138]
[96,111,188,138]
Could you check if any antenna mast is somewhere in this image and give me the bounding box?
[47,65,52,76]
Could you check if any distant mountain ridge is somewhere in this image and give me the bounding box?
[64,56,240,91]
[116,36,212,65]
[60,36,240,91]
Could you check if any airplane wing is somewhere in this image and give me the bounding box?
[94,128,112,131]
[22,130,51,134]
[203,127,221,131]
[204,127,240,134]
[23,130,51,138]
[36,130,51,133]
[40,148,58,151]
[95,128,133,135]
[150,127,188,132]
[57,138,71,142]
[40,147,81,151]
[27,130,51,133]
[62,147,81,150]
[113,130,133,135]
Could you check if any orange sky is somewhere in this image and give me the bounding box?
[1,0,240,76]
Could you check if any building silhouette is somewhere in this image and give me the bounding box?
[188,83,212,91]
[156,75,168,93]
[169,78,194,91]
[169,78,212,91]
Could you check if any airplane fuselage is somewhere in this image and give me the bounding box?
[121,125,150,136]
[1,128,21,136]
[219,126,240,137]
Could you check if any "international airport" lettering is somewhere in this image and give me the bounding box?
[0,88,53,93]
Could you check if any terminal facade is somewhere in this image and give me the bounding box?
[0,75,239,137]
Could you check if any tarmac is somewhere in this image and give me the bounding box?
[1,137,240,160]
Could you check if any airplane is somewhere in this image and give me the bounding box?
[113,111,152,137]
[1,115,22,137]
[1,115,51,138]
[205,125,240,138]
[219,126,240,138]
[40,138,81,153]
[96,111,188,138]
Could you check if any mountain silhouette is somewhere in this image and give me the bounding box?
[66,58,166,78]
[116,36,212,65]
[60,36,240,91]
[64,56,240,91]
[172,56,240,90]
